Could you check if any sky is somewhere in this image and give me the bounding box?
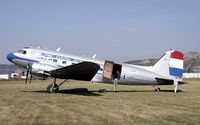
[0,0,200,64]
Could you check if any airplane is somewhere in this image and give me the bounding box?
[7,46,184,93]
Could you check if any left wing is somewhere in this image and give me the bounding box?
[50,62,100,81]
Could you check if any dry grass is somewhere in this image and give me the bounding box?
[0,79,200,125]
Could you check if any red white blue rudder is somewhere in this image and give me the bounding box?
[169,51,184,78]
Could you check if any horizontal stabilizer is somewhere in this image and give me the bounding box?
[155,78,174,85]
[155,77,185,85]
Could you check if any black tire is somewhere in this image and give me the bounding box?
[102,89,106,92]
[155,88,160,92]
[98,89,106,93]
[47,83,59,93]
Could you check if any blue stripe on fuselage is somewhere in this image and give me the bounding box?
[7,53,38,63]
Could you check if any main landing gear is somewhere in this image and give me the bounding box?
[152,84,161,92]
[47,78,68,93]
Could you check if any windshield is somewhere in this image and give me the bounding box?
[18,50,27,54]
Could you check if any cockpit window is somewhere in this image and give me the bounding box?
[18,50,27,54]
[18,50,23,53]
[22,51,27,54]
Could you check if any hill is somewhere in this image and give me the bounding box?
[125,59,158,66]
[0,64,23,74]
[184,52,200,72]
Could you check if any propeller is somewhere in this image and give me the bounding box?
[29,73,33,84]
[25,65,30,84]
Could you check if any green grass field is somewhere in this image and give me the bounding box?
[0,79,200,125]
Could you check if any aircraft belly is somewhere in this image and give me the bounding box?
[99,78,156,85]
[118,79,156,85]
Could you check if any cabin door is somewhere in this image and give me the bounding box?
[103,61,122,80]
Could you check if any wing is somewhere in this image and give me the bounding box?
[50,62,100,81]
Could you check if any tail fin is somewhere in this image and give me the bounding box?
[169,50,184,78]
[153,50,184,79]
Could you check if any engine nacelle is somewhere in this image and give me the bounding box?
[30,63,58,77]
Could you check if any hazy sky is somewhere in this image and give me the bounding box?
[0,0,199,64]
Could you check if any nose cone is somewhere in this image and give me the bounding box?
[7,53,15,62]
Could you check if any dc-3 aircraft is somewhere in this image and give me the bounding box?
[7,46,184,93]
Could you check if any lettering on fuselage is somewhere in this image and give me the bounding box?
[30,50,104,71]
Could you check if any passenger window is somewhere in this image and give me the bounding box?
[53,59,57,63]
[62,61,67,64]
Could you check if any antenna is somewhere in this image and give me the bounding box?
[56,47,61,52]
[92,54,96,58]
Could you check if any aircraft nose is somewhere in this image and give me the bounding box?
[7,53,15,62]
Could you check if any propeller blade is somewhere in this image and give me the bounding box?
[29,73,33,84]
[25,66,30,84]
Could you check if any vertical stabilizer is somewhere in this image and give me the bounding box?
[153,50,184,79]
[152,50,171,77]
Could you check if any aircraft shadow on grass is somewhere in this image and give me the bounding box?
[58,88,102,96]
[23,88,102,96]
[22,88,183,96]
[92,89,183,93]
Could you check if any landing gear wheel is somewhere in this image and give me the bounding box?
[155,88,161,92]
[98,89,106,93]
[47,83,59,93]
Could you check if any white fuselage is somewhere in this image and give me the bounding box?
[7,47,172,85]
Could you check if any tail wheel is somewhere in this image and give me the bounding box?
[47,83,59,93]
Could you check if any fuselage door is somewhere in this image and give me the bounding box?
[103,61,114,79]
[103,61,122,82]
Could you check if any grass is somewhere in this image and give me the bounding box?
[0,79,200,125]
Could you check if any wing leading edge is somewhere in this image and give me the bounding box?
[51,62,100,81]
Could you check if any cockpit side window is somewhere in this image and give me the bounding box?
[22,51,27,54]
